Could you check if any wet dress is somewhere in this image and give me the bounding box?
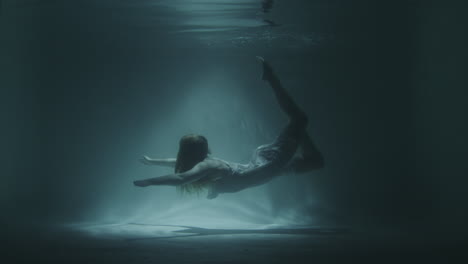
[208,121,306,196]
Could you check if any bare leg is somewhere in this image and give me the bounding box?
[257,57,324,172]
[257,56,308,126]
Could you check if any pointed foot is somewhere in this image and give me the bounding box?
[256,56,274,81]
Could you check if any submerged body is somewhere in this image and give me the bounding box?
[134,57,324,199]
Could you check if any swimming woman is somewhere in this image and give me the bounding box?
[133,57,324,199]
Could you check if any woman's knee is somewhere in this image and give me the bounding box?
[290,153,324,173]
[292,110,308,129]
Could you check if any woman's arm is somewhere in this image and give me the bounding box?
[139,156,176,168]
[134,160,214,187]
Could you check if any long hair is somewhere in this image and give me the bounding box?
[175,134,211,194]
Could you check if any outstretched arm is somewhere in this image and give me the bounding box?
[139,156,176,168]
[134,161,213,187]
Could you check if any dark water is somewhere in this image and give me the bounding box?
[2,0,468,263]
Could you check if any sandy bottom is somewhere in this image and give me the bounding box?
[3,222,466,263]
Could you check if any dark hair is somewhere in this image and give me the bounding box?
[175,134,209,173]
[175,134,211,194]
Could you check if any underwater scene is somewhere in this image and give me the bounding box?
[2,0,467,263]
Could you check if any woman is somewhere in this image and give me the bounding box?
[134,57,324,199]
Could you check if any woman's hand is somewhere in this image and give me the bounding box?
[134,179,150,187]
[139,155,153,165]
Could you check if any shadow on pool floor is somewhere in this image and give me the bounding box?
[3,223,467,264]
[123,223,350,241]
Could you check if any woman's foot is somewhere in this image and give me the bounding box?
[256,56,275,81]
